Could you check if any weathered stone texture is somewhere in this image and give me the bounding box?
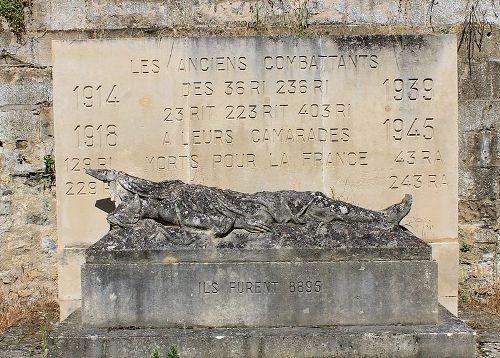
[20,0,500,32]
[27,0,170,30]
[0,67,52,106]
[48,307,476,358]
[454,7,500,309]
[0,70,56,303]
[0,109,40,144]
[28,0,87,31]
[0,175,56,303]
[86,0,170,29]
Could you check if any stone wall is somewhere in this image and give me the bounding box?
[0,0,498,313]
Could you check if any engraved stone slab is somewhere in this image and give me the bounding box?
[81,260,438,328]
[53,35,458,307]
[53,35,458,247]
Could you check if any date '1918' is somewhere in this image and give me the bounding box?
[74,125,117,148]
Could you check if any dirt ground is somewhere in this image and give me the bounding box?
[0,302,58,358]
[0,305,498,357]
[460,309,500,358]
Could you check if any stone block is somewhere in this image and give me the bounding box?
[458,167,499,201]
[474,26,500,58]
[39,105,54,141]
[0,67,52,106]
[309,0,346,25]
[459,200,497,224]
[28,0,87,31]
[57,247,85,302]
[431,241,459,298]
[458,59,491,100]
[424,1,500,28]
[459,100,499,133]
[52,35,459,254]
[495,131,500,167]
[166,0,195,26]
[472,227,499,244]
[0,31,39,67]
[193,0,253,27]
[491,59,500,99]
[459,131,480,167]
[0,109,40,144]
[86,0,169,29]
[427,0,466,26]
[47,307,475,358]
[41,236,57,255]
[458,129,499,169]
[481,129,496,169]
[81,255,438,327]
[344,0,427,26]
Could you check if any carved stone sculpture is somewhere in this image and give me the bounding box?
[86,169,412,242]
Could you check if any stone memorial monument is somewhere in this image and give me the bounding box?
[48,35,472,356]
[48,169,474,357]
[52,35,459,318]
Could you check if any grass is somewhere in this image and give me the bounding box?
[0,290,58,357]
[150,344,180,358]
[0,290,58,334]
[461,278,500,315]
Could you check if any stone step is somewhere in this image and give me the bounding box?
[81,259,438,328]
[47,307,475,358]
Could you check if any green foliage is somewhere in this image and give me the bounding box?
[43,154,55,184]
[167,344,180,358]
[40,325,48,358]
[150,344,180,358]
[16,153,26,164]
[249,3,267,33]
[0,0,26,36]
[294,0,310,34]
[460,242,472,253]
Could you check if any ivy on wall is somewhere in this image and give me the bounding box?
[0,0,27,38]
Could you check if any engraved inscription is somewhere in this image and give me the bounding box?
[74,124,117,148]
[289,280,322,293]
[72,84,119,108]
[54,36,458,250]
[389,174,448,189]
[383,118,434,141]
[196,280,322,295]
[383,78,434,101]
[130,59,160,74]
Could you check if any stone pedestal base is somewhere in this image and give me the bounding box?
[82,231,438,328]
[47,307,475,358]
[82,259,438,328]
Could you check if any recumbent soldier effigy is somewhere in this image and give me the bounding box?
[86,168,413,242]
